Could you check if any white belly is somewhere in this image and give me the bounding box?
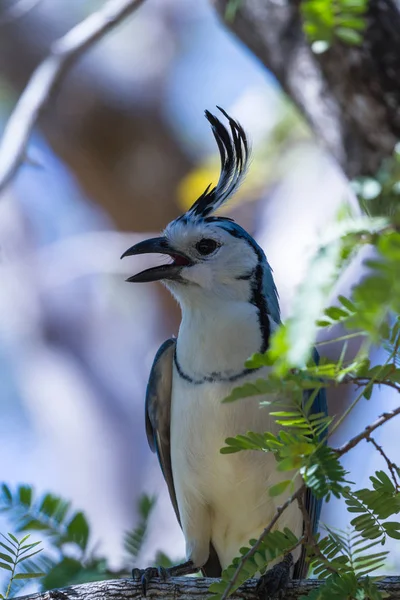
[170,368,303,570]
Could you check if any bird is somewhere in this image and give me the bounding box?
[121,107,327,597]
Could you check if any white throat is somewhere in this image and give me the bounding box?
[175,296,264,380]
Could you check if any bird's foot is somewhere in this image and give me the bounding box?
[132,566,167,596]
[132,560,199,596]
[256,554,293,600]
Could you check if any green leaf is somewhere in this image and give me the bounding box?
[269,480,291,497]
[42,557,83,590]
[17,549,43,564]
[223,379,271,402]
[0,562,12,571]
[17,520,51,532]
[18,535,31,545]
[1,485,12,505]
[277,456,302,471]
[19,541,41,553]
[211,529,299,599]
[66,512,89,550]
[383,521,400,539]
[7,533,18,545]
[13,572,45,580]
[338,295,356,312]
[302,446,347,499]
[0,553,13,563]
[124,495,157,562]
[0,542,15,556]
[17,487,32,509]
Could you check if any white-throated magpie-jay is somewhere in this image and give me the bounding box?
[122,108,327,597]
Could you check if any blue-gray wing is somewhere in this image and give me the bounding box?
[145,338,180,524]
[294,349,328,579]
[145,338,222,577]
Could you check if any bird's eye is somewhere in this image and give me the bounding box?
[195,238,219,256]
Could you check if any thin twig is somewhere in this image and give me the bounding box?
[220,485,305,600]
[297,492,338,576]
[346,376,400,393]
[0,0,145,194]
[335,406,400,457]
[367,436,400,491]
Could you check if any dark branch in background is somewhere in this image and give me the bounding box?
[367,436,400,491]
[0,0,145,195]
[213,0,400,178]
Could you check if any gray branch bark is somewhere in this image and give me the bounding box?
[0,0,145,195]
[214,0,400,178]
[13,577,400,600]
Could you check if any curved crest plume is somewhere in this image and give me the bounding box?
[186,107,249,219]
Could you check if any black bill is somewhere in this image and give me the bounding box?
[121,237,192,283]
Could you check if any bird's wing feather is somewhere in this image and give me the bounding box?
[145,338,180,523]
[145,338,222,577]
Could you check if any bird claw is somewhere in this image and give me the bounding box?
[132,560,198,596]
[132,566,168,596]
[256,554,293,600]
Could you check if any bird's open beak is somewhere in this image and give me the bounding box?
[121,237,192,283]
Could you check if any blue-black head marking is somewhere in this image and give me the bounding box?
[184,107,249,220]
[216,219,281,328]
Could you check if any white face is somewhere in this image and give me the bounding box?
[163,219,259,304]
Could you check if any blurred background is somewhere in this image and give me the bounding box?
[0,0,398,582]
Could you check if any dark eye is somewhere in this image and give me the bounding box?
[195,238,219,256]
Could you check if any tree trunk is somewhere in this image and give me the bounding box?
[214,0,400,178]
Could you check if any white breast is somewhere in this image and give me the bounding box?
[170,368,303,570]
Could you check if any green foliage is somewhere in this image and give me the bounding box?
[224,0,242,21]
[301,0,367,49]
[302,446,347,500]
[217,190,400,599]
[209,528,299,598]
[0,487,173,595]
[303,526,389,599]
[0,484,89,551]
[352,144,400,220]
[345,471,400,542]
[303,572,383,600]
[0,533,44,599]
[243,213,389,375]
[226,0,369,49]
[124,494,156,561]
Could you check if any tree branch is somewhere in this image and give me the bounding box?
[12,576,400,600]
[336,406,400,456]
[346,376,400,393]
[366,436,400,491]
[0,0,145,195]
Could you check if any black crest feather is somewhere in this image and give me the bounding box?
[186,107,249,219]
